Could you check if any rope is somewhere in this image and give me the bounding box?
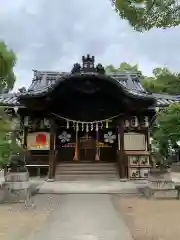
[50,112,122,124]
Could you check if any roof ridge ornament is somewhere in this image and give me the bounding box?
[71,54,105,74]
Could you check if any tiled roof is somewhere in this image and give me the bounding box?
[19,71,154,101]
[0,93,21,106]
[0,71,179,107]
[152,93,180,107]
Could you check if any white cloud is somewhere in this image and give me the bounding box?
[0,0,179,91]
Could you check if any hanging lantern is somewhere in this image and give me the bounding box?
[101,122,103,129]
[95,123,98,131]
[66,120,69,129]
[40,120,44,129]
[90,123,93,131]
[24,116,29,127]
[124,120,130,128]
[86,123,89,132]
[13,106,19,114]
[131,116,138,128]
[105,120,109,128]
[44,118,50,128]
[144,116,149,127]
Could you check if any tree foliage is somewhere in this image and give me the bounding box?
[153,104,180,157]
[111,0,180,31]
[105,62,180,95]
[0,41,16,93]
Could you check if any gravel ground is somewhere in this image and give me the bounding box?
[0,195,60,240]
[112,195,180,240]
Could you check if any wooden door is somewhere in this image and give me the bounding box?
[79,133,96,161]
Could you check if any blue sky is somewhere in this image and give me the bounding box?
[0,0,180,91]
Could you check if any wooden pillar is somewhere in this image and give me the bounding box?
[23,116,28,149]
[120,118,125,178]
[95,130,100,161]
[117,118,125,178]
[145,129,152,164]
[73,129,79,161]
[47,119,56,181]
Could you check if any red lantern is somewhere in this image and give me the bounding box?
[36,133,47,145]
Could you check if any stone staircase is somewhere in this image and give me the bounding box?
[55,162,119,181]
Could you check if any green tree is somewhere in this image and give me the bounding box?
[0,41,16,93]
[106,62,142,74]
[111,0,180,31]
[153,104,180,158]
[142,67,180,94]
[106,62,180,95]
[0,41,17,169]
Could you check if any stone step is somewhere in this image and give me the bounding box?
[57,162,116,167]
[56,170,118,174]
[55,174,119,181]
[56,166,117,171]
[55,162,118,180]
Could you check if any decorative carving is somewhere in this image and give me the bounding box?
[71,63,81,74]
[104,131,116,144]
[71,54,105,74]
[129,168,140,178]
[96,63,105,74]
[139,156,149,165]
[58,131,71,143]
[129,156,139,165]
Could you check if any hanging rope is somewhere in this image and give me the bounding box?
[50,112,122,124]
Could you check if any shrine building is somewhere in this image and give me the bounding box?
[0,54,179,181]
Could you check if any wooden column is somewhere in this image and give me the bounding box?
[23,116,28,149]
[145,129,152,164]
[117,118,125,178]
[48,119,56,181]
[73,130,79,161]
[95,130,100,161]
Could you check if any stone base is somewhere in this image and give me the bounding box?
[47,178,55,182]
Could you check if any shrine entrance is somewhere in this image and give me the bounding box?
[79,132,96,161]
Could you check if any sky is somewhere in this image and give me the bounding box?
[0,0,180,91]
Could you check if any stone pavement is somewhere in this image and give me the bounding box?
[31,194,133,240]
[39,179,143,194]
